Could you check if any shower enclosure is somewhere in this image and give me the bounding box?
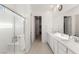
[0,5,25,54]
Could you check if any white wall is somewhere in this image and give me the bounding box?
[52,14,64,33]
[42,11,53,42]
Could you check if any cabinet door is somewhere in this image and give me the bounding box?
[58,48,66,54]
[58,42,67,54]
[47,33,50,45]
[49,36,53,49]
[50,36,54,51]
[53,39,58,54]
[68,49,75,54]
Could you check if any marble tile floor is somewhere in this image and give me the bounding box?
[29,37,53,54]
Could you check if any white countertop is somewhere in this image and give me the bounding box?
[48,32,79,54]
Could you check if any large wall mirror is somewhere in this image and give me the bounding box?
[64,16,72,36]
[64,15,79,37]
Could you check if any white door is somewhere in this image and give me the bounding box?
[14,15,25,53]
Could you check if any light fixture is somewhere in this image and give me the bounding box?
[57,4,63,11]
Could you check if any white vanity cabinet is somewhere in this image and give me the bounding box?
[48,32,79,54]
[48,34,54,51]
[53,38,58,54]
[48,35,67,54]
[47,34,51,47]
[48,33,57,53]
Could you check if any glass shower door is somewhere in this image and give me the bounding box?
[14,15,25,54]
[0,5,25,54]
[0,6,14,54]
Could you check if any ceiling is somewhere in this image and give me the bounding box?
[31,4,79,14]
[4,4,78,16]
[31,4,56,12]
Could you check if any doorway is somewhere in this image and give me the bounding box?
[64,16,72,35]
[35,16,42,41]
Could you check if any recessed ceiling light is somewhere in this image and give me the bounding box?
[56,4,63,11]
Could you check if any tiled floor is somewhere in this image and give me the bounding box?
[29,37,53,54]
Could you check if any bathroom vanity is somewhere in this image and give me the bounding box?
[47,32,79,54]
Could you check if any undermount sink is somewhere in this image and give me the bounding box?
[54,32,69,40]
[70,36,79,43]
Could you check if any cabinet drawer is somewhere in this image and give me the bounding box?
[53,39,58,54]
[58,48,67,54]
[48,35,54,51]
[58,42,67,52]
[68,49,75,54]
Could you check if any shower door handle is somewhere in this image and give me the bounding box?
[12,36,18,43]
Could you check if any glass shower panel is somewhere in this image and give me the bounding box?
[0,5,4,13]
[4,8,15,54]
[0,6,14,53]
[0,5,25,54]
[14,15,25,54]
